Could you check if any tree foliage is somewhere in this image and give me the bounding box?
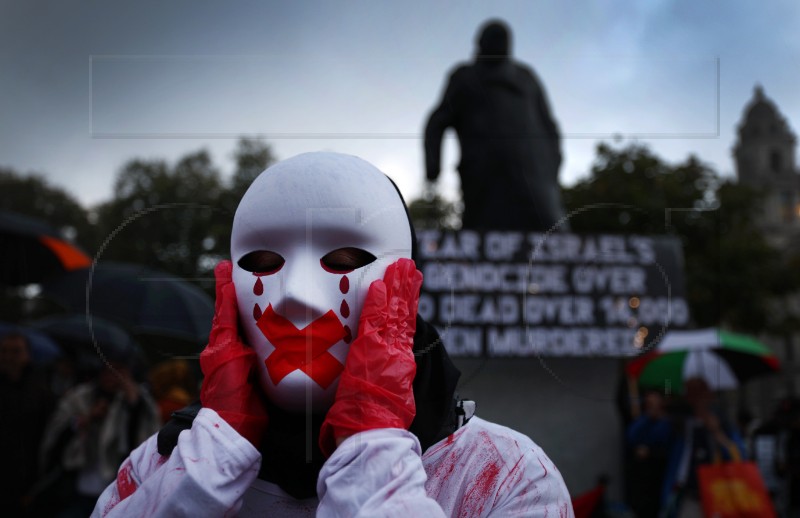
[562,143,717,233]
[93,138,276,284]
[227,137,277,209]
[563,142,791,332]
[407,186,462,231]
[93,151,224,281]
[0,167,94,248]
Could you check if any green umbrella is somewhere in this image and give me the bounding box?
[626,328,780,392]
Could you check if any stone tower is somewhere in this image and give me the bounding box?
[733,85,800,249]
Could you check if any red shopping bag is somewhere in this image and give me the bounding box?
[697,461,776,518]
[571,483,605,518]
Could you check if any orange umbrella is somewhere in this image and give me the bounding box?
[0,210,91,286]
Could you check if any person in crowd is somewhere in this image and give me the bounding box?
[626,390,672,518]
[0,331,55,517]
[746,399,792,515]
[48,353,79,399]
[149,359,198,424]
[660,377,746,518]
[776,398,800,518]
[92,152,574,516]
[39,339,159,517]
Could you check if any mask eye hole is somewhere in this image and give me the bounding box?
[320,247,376,274]
[238,251,285,275]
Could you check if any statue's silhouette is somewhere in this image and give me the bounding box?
[425,19,567,231]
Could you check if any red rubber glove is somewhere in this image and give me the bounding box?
[319,258,422,456]
[200,260,268,447]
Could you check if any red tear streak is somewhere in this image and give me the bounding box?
[339,275,349,294]
[253,277,263,296]
[340,299,350,318]
[253,303,262,321]
[343,325,352,344]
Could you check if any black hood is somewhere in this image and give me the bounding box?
[409,314,462,449]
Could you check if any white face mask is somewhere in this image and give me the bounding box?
[231,152,412,413]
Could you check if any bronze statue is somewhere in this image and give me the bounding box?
[424,19,567,231]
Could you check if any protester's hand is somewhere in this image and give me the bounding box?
[200,260,268,447]
[319,258,422,456]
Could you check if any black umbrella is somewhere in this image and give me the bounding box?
[0,210,92,286]
[28,314,140,374]
[41,262,213,359]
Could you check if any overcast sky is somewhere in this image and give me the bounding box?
[1,0,799,208]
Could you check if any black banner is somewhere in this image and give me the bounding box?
[417,231,689,357]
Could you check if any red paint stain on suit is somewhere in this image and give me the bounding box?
[116,459,137,501]
[495,454,526,498]
[456,430,506,517]
[425,448,460,488]
[460,461,501,517]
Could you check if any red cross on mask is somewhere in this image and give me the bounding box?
[257,304,346,389]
